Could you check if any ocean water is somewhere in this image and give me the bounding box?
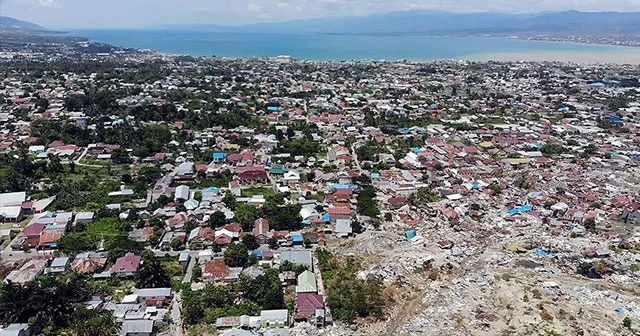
[73,29,637,61]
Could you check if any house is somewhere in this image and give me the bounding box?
[188,227,216,248]
[620,210,640,223]
[11,223,46,250]
[75,212,95,225]
[0,229,14,242]
[137,288,173,307]
[178,252,191,268]
[291,232,304,246]
[0,191,27,222]
[38,227,65,249]
[326,207,352,223]
[49,257,70,275]
[253,218,270,244]
[296,292,325,316]
[334,219,353,238]
[202,258,239,282]
[0,206,23,223]
[0,323,33,336]
[213,152,228,163]
[269,164,287,176]
[378,153,396,165]
[260,309,289,328]
[295,270,318,293]
[5,259,49,285]
[328,145,349,161]
[72,253,107,274]
[388,197,409,210]
[238,170,268,184]
[283,171,301,185]
[300,206,321,222]
[110,253,142,277]
[280,251,313,270]
[0,192,27,207]
[174,185,190,201]
[122,320,155,336]
[129,227,155,244]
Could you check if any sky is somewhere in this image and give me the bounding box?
[2,0,640,29]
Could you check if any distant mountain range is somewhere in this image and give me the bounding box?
[158,10,640,36]
[0,16,48,33]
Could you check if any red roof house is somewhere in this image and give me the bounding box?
[110,253,142,277]
[297,293,325,314]
[203,259,232,282]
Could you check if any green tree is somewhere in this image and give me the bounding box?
[357,185,380,217]
[58,233,96,255]
[351,220,364,234]
[170,237,183,251]
[111,148,131,164]
[584,217,597,233]
[209,211,227,228]
[240,268,285,310]
[242,234,260,250]
[624,316,633,329]
[136,253,171,288]
[192,264,202,282]
[286,127,295,140]
[235,204,258,231]
[222,191,237,210]
[0,275,91,333]
[224,243,249,267]
[267,237,279,249]
[71,307,120,336]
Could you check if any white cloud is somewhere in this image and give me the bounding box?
[38,0,58,7]
[3,0,640,28]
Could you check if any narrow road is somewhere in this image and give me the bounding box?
[170,292,183,336]
[312,247,332,323]
[350,142,363,173]
[182,255,197,284]
[73,147,103,168]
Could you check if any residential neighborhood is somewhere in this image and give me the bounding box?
[0,41,639,336]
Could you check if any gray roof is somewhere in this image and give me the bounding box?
[137,288,172,298]
[122,320,154,333]
[280,251,312,267]
[50,257,70,268]
[177,162,194,175]
[1,324,30,335]
[335,219,353,234]
[75,212,94,220]
[175,185,190,200]
[178,252,190,262]
[220,330,254,336]
[260,309,289,322]
[0,192,26,207]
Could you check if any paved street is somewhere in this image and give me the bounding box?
[182,255,196,284]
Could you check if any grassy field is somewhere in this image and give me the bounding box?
[0,216,32,230]
[86,218,125,242]
[241,186,275,197]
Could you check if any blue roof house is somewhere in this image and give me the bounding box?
[508,204,533,216]
[213,152,227,163]
[291,232,304,246]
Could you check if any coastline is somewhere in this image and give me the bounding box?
[464,50,640,64]
[68,29,640,65]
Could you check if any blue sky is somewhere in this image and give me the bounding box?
[2,0,640,29]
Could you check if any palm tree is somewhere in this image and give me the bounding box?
[71,308,120,336]
[0,281,31,323]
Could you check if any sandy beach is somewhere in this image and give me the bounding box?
[465,49,640,64]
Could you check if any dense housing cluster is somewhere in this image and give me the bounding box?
[0,43,639,336]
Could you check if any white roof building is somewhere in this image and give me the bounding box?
[175,185,190,201]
